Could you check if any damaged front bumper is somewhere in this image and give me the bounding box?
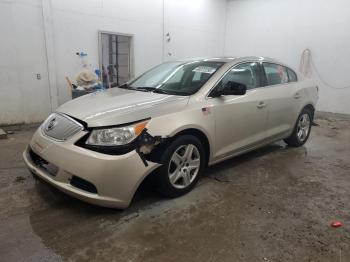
[23,128,161,208]
[76,127,164,167]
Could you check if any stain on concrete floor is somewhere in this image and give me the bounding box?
[0,117,349,262]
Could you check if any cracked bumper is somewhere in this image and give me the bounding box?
[23,128,160,208]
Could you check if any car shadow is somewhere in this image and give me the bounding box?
[205,142,286,176]
[27,141,293,259]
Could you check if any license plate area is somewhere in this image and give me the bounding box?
[29,148,58,177]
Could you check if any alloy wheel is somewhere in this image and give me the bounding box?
[297,113,310,142]
[168,144,201,189]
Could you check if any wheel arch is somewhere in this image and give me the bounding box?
[146,127,212,167]
[171,128,211,166]
[303,103,315,119]
[291,103,315,130]
[134,127,211,202]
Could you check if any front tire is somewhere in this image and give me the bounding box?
[155,135,205,198]
[284,107,312,147]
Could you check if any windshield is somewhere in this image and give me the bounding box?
[126,61,224,95]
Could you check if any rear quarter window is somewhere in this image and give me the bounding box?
[287,68,298,82]
[263,63,289,85]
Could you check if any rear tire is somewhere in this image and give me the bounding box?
[284,107,312,147]
[155,135,205,198]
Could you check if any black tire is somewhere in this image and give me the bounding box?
[284,107,313,147]
[154,135,206,198]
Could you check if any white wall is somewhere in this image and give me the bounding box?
[164,0,226,60]
[3,0,348,125]
[0,0,52,125]
[0,0,227,125]
[224,0,350,114]
[51,0,165,105]
[52,0,227,105]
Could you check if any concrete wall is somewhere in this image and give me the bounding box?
[224,0,350,114]
[0,0,227,125]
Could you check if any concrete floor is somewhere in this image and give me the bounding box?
[0,116,349,262]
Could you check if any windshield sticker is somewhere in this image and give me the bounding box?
[192,66,216,74]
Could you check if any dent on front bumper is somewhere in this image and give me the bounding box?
[23,128,160,208]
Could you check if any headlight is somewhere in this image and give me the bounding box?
[86,121,148,146]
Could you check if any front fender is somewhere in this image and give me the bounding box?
[145,107,216,158]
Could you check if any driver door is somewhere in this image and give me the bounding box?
[210,62,269,160]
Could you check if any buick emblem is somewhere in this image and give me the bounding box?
[46,118,57,131]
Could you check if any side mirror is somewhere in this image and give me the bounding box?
[211,81,247,97]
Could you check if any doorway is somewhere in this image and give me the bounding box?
[99,32,133,88]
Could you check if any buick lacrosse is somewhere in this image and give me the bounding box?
[23,57,318,208]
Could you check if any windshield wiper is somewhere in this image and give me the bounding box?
[154,89,189,96]
[153,89,171,94]
[118,83,133,90]
[119,84,155,92]
[135,87,157,92]
[125,86,182,95]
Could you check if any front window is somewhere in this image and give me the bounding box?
[215,62,261,92]
[125,61,224,95]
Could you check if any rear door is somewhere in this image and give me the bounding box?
[210,62,269,159]
[261,63,299,139]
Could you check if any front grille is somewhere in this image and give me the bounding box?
[42,113,83,141]
[29,148,58,176]
[70,176,98,194]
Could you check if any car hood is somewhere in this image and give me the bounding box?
[57,88,189,127]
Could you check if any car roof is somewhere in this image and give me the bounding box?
[174,56,288,66]
[172,56,296,72]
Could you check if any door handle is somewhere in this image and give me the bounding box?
[257,101,267,108]
[294,92,301,99]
